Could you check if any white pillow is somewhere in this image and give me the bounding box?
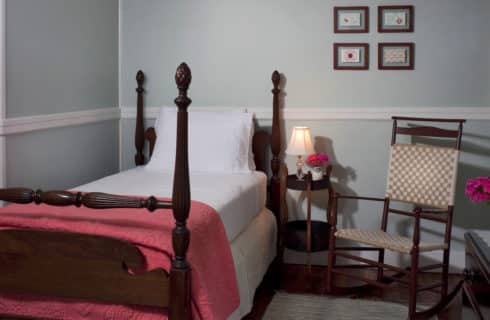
[145,107,255,173]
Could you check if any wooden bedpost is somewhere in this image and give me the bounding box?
[269,71,284,288]
[135,70,145,166]
[169,63,192,320]
[270,71,281,223]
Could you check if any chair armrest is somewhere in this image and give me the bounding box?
[334,194,386,202]
[389,207,449,223]
[418,207,449,215]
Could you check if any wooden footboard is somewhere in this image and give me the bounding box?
[0,63,193,320]
[0,229,169,307]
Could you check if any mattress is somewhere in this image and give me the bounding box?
[76,167,267,242]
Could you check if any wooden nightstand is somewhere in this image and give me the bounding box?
[280,165,334,271]
[463,231,490,319]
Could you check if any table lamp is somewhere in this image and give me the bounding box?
[286,126,314,180]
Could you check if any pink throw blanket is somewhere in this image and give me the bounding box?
[0,200,239,320]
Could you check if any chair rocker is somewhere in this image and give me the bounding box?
[326,116,465,319]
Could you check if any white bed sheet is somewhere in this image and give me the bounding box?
[75,167,267,242]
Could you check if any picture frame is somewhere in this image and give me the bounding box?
[378,5,414,33]
[378,43,415,70]
[334,7,369,33]
[334,43,369,70]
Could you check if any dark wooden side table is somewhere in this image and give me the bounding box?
[283,166,334,272]
[463,231,490,320]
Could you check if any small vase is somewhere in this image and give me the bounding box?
[311,167,323,181]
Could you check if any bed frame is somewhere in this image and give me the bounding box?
[0,63,283,320]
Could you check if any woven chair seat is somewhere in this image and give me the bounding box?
[335,229,448,254]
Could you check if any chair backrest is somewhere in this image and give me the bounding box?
[385,117,465,209]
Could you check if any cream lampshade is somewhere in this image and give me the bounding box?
[286,126,315,180]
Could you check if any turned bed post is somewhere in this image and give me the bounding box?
[169,63,192,320]
[270,71,281,224]
[0,64,193,318]
[135,70,145,166]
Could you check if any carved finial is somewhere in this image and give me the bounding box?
[272,71,280,89]
[175,63,192,89]
[136,70,145,85]
[174,63,192,110]
[136,70,145,93]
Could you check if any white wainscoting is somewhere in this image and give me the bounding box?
[120,104,489,270]
[120,105,490,121]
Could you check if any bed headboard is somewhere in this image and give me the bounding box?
[133,68,282,218]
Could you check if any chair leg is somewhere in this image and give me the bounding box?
[377,248,385,281]
[462,280,485,320]
[408,250,419,319]
[441,248,450,299]
[326,233,336,293]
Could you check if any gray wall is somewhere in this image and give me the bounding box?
[120,0,490,108]
[119,0,490,268]
[7,0,118,118]
[6,0,119,189]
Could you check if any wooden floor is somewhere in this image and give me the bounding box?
[243,264,487,320]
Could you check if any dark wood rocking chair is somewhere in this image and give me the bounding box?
[326,116,466,319]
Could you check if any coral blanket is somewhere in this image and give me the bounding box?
[0,200,239,320]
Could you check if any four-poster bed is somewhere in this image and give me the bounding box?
[0,63,284,320]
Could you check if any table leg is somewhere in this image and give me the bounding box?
[306,173,312,274]
[462,280,485,320]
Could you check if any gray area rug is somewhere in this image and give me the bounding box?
[263,292,419,320]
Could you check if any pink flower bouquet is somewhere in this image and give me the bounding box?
[465,176,490,203]
[305,153,329,167]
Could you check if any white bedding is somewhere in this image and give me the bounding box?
[229,208,276,319]
[76,167,267,242]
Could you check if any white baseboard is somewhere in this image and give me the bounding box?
[0,107,120,136]
[120,105,490,121]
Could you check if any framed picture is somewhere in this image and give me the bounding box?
[378,6,414,33]
[378,43,414,70]
[334,43,369,70]
[334,7,369,33]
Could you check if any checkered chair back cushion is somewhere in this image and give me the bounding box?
[386,144,459,209]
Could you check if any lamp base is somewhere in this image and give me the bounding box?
[296,155,304,180]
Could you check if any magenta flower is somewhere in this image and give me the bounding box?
[306,153,329,167]
[465,176,490,203]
